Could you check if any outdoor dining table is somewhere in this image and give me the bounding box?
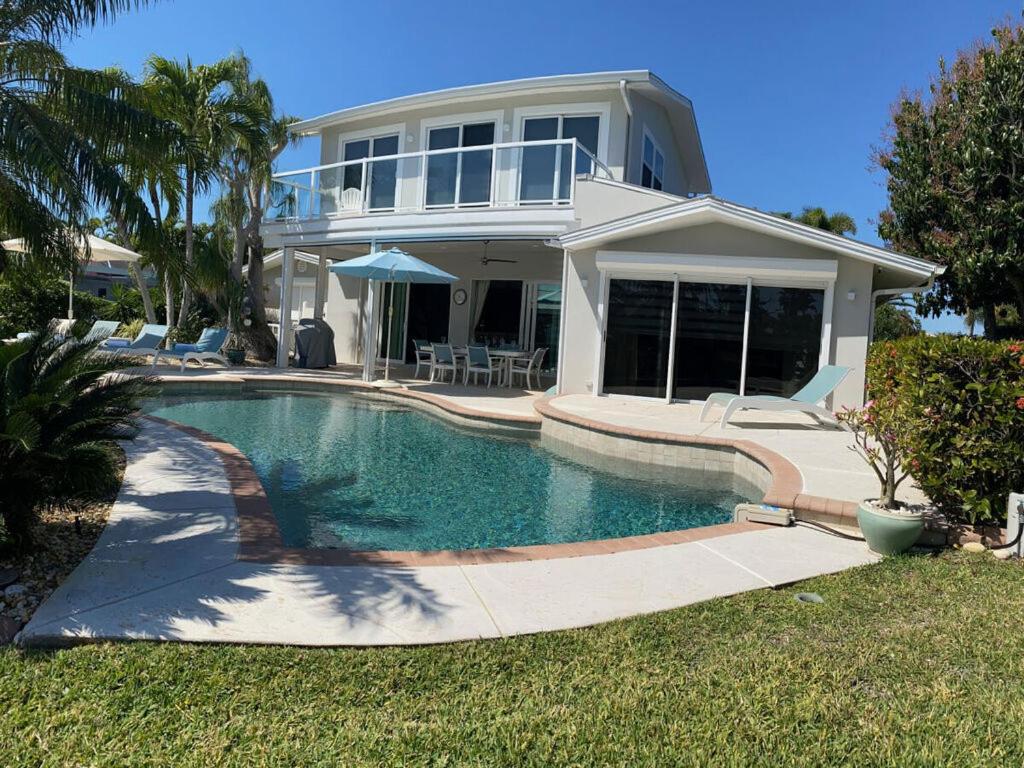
[451,346,531,387]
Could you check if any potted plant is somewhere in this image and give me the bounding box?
[837,397,923,555]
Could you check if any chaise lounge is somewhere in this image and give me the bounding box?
[151,327,230,370]
[698,365,851,428]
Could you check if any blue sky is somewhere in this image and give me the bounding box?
[65,0,1023,333]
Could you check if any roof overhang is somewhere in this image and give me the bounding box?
[242,249,323,275]
[558,196,944,282]
[292,70,672,135]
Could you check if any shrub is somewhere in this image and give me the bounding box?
[870,335,1024,523]
[117,318,145,341]
[0,334,154,549]
[0,270,112,338]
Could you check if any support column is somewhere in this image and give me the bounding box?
[314,251,328,321]
[275,246,295,368]
[362,278,377,382]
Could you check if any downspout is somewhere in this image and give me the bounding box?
[867,274,938,343]
[619,79,633,183]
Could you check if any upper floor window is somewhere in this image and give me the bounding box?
[425,121,496,207]
[343,133,400,210]
[520,114,600,202]
[641,131,665,191]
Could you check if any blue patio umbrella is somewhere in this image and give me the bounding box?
[329,248,457,384]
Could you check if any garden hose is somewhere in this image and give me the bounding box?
[987,501,1024,550]
[794,518,865,542]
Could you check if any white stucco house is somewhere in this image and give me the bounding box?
[260,70,942,407]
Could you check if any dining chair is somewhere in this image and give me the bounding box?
[430,343,458,383]
[464,345,497,387]
[508,347,547,390]
[412,339,434,379]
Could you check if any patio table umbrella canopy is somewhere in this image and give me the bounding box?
[2,235,143,320]
[329,248,457,385]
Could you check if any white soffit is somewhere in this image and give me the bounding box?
[595,251,838,282]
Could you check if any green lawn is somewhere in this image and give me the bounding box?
[2,552,1023,767]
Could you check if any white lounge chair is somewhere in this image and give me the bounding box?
[699,365,852,428]
[152,327,230,370]
[99,323,169,359]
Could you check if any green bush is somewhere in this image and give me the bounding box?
[870,335,1024,523]
[0,270,112,338]
[0,334,153,549]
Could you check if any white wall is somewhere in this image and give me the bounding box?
[625,92,691,196]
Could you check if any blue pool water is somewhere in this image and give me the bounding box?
[146,393,754,551]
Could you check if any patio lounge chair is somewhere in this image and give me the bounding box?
[98,323,169,359]
[698,365,852,428]
[151,327,230,370]
[81,320,121,344]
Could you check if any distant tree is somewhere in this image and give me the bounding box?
[873,302,922,342]
[876,22,1024,337]
[774,207,857,236]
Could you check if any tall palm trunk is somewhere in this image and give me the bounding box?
[243,233,277,361]
[179,168,195,322]
[129,262,157,323]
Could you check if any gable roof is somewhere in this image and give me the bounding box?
[558,196,944,281]
[242,249,324,275]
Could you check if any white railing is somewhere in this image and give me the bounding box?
[266,138,615,222]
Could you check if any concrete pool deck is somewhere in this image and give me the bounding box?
[20,385,885,647]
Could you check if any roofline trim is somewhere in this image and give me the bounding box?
[291,70,663,134]
[559,196,945,278]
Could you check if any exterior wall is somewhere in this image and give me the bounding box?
[558,222,877,407]
[317,87,630,190]
[624,92,691,195]
[572,178,677,229]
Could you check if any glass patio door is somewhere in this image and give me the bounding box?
[519,115,600,203]
[601,278,674,398]
[342,134,399,210]
[375,282,408,362]
[521,282,561,370]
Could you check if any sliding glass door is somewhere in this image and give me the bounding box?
[601,275,826,401]
[601,279,674,398]
[744,287,824,397]
[425,122,495,207]
[672,282,747,400]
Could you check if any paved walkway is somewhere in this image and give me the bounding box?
[21,419,879,647]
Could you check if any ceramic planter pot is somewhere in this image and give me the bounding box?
[856,502,924,555]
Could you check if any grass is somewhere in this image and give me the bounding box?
[2,551,1023,766]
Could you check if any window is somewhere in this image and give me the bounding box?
[520,114,600,202]
[641,131,665,191]
[425,121,496,207]
[342,133,400,209]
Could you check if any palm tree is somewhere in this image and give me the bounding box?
[215,55,300,360]
[775,206,858,236]
[0,1,169,274]
[0,334,154,549]
[142,54,260,325]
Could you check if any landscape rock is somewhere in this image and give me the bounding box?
[4,584,27,599]
[992,548,1014,561]
[0,567,18,590]
[0,616,22,645]
[962,542,987,554]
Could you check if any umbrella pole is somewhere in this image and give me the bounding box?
[67,267,74,320]
[384,283,393,383]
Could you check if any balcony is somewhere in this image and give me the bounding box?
[266,139,614,222]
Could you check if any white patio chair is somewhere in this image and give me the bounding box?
[464,345,497,387]
[508,347,547,390]
[412,339,434,379]
[430,343,458,383]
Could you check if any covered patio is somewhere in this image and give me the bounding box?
[267,240,564,390]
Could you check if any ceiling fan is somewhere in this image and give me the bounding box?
[479,240,517,266]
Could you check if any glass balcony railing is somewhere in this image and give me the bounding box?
[265,138,614,222]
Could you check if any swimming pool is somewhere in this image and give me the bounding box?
[146,392,756,551]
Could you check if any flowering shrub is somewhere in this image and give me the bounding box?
[868,335,1024,523]
[837,397,913,509]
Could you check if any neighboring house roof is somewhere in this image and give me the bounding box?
[242,249,325,275]
[557,196,944,282]
[290,70,710,194]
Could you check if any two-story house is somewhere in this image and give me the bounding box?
[261,70,942,407]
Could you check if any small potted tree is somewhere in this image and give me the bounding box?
[837,394,924,555]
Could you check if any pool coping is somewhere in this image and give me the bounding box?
[143,414,766,566]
